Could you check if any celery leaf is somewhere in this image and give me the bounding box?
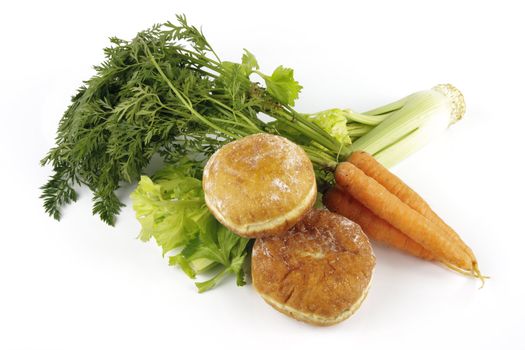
[241,49,259,72]
[310,109,351,145]
[131,161,250,292]
[263,66,303,106]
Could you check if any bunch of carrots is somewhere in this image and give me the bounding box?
[324,151,484,284]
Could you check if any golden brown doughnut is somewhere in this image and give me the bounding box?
[202,133,316,238]
[251,209,375,326]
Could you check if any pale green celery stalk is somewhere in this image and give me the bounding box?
[191,258,218,272]
[171,255,218,278]
[363,96,408,116]
[343,109,389,125]
[347,123,374,137]
[312,108,388,127]
[350,84,465,167]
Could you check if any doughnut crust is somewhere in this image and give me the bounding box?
[202,133,316,238]
[251,209,375,326]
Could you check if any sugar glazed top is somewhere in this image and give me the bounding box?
[202,133,316,237]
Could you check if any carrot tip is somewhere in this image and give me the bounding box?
[472,262,489,289]
[442,262,472,276]
[442,261,488,288]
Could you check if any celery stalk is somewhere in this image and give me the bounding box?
[364,96,408,116]
[347,123,374,138]
[349,84,465,167]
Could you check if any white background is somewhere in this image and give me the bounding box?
[1,1,524,349]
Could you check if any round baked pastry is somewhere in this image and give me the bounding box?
[251,209,375,326]
[202,133,316,238]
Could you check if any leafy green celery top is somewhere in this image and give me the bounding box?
[130,160,250,292]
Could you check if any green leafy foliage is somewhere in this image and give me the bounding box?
[40,16,264,225]
[310,109,351,145]
[40,167,78,220]
[241,49,259,72]
[41,15,347,224]
[261,66,303,106]
[131,160,250,292]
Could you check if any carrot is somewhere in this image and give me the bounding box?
[324,188,434,260]
[348,151,480,273]
[335,162,474,273]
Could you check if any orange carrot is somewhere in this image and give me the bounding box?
[335,162,474,273]
[349,151,478,268]
[324,188,434,260]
